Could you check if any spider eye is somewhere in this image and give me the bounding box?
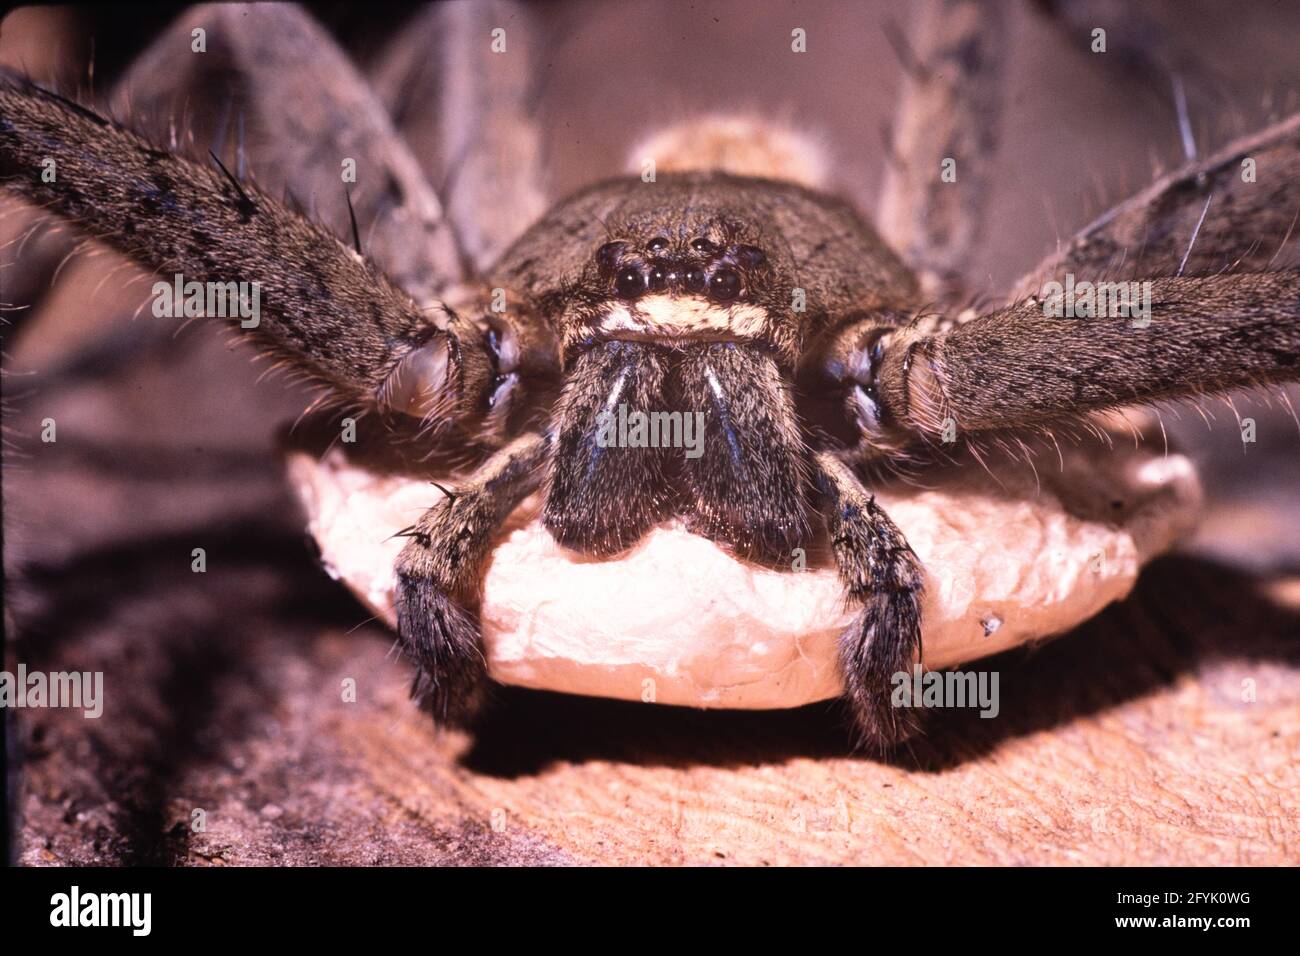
[683,267,706,293]
[647,236,669,253]
[616,266,646,299]
[708,267,741,301]
[647,263,669,292]
[735,244,767,268]
[690,237,715,254]
[596,241,626,270]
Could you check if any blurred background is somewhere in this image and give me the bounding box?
[2,1,1299,865]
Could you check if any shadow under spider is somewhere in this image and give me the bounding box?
[11,520,362,864]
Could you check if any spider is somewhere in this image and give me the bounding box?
[2,2,1298,749]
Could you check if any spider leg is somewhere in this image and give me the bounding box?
[876,0,1007,304]
[0,78,500,434]
[395,431,550,726]
[872,270,1300,440]
[1034,0,1230,125]
[113,2,463,303]
[371,0,547,275]
[1011,112,1300,295]
[814,451,926,751]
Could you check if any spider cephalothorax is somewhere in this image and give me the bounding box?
[3,2,1299,749]
[477,173,920,561]
[493,173,916,363]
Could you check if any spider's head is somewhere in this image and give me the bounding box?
[587,227,777,341]
[492,172,918,378]
[543,200,805,368]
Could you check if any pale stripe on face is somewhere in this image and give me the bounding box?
[597,294,769,340]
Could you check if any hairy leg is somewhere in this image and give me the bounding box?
[814,452,925,750]
[1011,112,1300,296]
[370,0,547,275]
[395,431,550,725]
[1033,0,1230,128]
[0,78,492,429]
[113,1,463,303]
[873,270,1300,439]
[2,67,558,728]
[876,0,1007,303]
